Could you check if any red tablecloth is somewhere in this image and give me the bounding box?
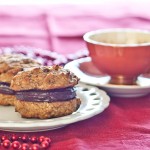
[0,95,150,150]
[0,3,150,150]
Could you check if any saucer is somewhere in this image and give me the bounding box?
[65,57,150,97]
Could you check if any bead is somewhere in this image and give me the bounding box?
[21,143,30,150]
[38,136,45,143]
[44,137,51,144]
[1,135,8,141]
[30,144,40,150]
[12,141,21,149]
[41,141,49,149]
[21,135,29,143]
[0,135,52,150]
[30,136,38,143]
[2,139,11,148]
[11,134,19,141]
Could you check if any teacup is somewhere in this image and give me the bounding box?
[83,28,150,85]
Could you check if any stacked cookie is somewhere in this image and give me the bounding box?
[0,54,41,106]
[0,54,81,119]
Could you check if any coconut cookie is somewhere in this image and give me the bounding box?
[11,65,81,119]
[0,54,41,106]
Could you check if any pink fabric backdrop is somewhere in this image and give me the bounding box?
[0,2,149,54]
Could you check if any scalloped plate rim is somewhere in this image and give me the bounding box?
[0,84,110,132]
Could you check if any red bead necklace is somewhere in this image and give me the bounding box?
[1,134,52,150]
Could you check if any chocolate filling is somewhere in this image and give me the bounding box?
[0,82,15,95]
[0,82,10,86]
[16,87,76,102]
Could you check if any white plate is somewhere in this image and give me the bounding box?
[65,57,150,97]
[0,84,110,132]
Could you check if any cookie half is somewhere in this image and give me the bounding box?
[11,65,81,119]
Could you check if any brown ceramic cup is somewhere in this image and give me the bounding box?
[83,28,150,85]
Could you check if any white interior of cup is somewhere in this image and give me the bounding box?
[83,28,150,47]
